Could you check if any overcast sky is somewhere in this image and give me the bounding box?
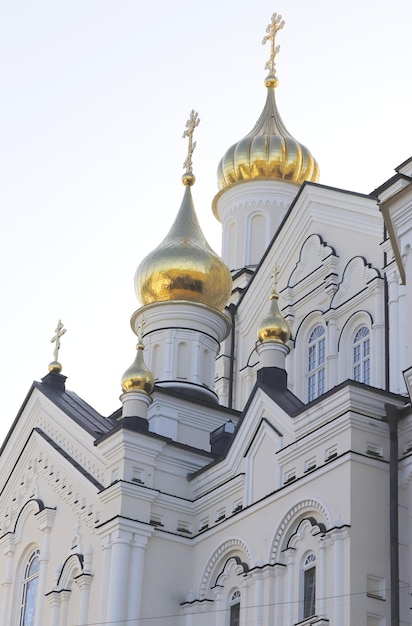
[1,0,411,444]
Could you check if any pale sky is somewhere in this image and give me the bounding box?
[1,0,411,444]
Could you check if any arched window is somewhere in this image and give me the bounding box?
[229,589,241,626]
[19,550,40,626]
[302,553,316,619]
[308,326,325,401]
[353,326,370,384]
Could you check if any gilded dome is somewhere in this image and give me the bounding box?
[257,290,290,345]
[135,183,232,311]
[217,14,319,191]
[121,339,154,395]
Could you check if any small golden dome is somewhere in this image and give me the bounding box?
[216,14,319,191]
[121,340,154,395]
[257,290,290,345]
[135,184,232,311]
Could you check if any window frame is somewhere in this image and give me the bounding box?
[302,553,316,620]
[353,326,370,384]
[228,589,241,626]
[19,550,40,626]
[307,325,326,401]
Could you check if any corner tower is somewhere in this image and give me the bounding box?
[132,112,232,403]
[212,13,319,274]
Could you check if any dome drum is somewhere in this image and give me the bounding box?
[131,301,231,403]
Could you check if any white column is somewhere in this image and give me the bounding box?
[387,267,400,391]
[192,340,201,383]
[285,549,296,626]
[253,568,264,626]
[97,536,111,624]
[273,564,286,625]
[241,577,250,626]
[213,588,224,626]
[34,509,56,626]
[404,244,412,365]
[105,533,132,626]
[75,574,92,626]
[164,333,175,379]
[372,279,385,388]
[318,538,327,617]
[326,316,338,387]
[0,537,15,626]
[59,590,71,626]
[127,536,149,625]
[399,283,407,379]
[332,529,346,626]
[46,591,60,626]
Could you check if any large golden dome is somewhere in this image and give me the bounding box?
[135,181,232,311]
[217,14,319,191]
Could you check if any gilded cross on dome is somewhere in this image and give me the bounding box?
[262,12,285,76]
[271,265,280,293]
[137,316,146,343]
[48,319,66,373]
[51,320,66,362]
[182,110,200,176]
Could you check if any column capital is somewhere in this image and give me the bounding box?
[35,507,56,532]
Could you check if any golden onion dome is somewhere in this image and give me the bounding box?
[136,110,232,310]
[216,13,319,191]
[257,289,290,345]
[121,339,154,395]
[135,182,232,310]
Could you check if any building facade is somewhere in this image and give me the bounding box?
[2,13,412,626]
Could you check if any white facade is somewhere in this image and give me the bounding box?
[2,42,412,626]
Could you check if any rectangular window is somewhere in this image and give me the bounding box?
[318,368,325,395]
[308,374,316,401]
[318,338,325,365]
[230,602,240,626]
[303,567,316,619]
[309,345,316,371]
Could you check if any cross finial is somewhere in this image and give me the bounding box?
[182,110,200,178]
[271,265,280,293]
[49,320,66,373]
[137,316,146,344]
[262,12,285,77]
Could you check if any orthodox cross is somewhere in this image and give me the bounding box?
[262,12,285,76]
[137,316,146,343]
[182,110,200,174]
[271,265,280,293]
[50,320,66,362]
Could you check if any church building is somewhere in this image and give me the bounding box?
[2,12,412,626]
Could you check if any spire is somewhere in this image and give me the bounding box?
[215,13,319,194]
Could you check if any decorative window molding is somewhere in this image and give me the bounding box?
[216,508,226,522]
[304,458,317,473]
[149,514,164,527]
[325,445,338,462]
[366,443,383,459]
[367,575,385,600]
